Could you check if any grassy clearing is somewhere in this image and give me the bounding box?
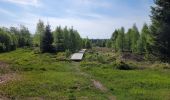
[0,49,107,99]
[80,48,170,100]
[80,65,170,100]
[0,48,170,100]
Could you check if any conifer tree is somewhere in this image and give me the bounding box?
[150,0,170,62]
[40,24,53,53]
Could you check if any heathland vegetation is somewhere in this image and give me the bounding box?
[0,0,170,99]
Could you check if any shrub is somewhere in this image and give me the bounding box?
[97,54,106,64]
[56,52,69,61]
[0,43,5,52]
[151,62,170,69]
[65,49,71,58]
[112,60,136,70]
[33,47,41,54]
[84,53,97,61]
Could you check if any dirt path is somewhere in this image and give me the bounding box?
[0,61,20,84]
[91,79,107,92]
[72,62,116,100]
[0,73,18,84]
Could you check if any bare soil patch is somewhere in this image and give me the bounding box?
[92,79,107,92]
[0,61,19,84]
[0,73,18,84]
[0,61,10,74]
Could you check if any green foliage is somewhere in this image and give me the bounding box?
[53,26,65,52]
[111,30,119,51]
[91,39,107,47]
[137,23,152,54]
[125,29,133,51]
[131,24,140,52]
[0,27,17,52]
[40,24,53,53]
[110,23,154,60]
[69,28,82,52]
[116,27,125,52]
[150,0,170,62]
[33,20,45,47]
[65,49,71,58]
[1,20,83,53]
[19,25,32,47]
[80,61,101,70]
[85,38,92,49]
[96,54,106,64]
[53,26,82,52]
[106,40,112,48]
[33,47,41,54]
[112,60,136,70]
[0,49,106,99]
[82,64,170,100]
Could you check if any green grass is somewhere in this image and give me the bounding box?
[80,62,170,100]
[0,49,107,99]
[0,48,170,100]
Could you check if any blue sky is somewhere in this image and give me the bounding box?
[0,0,154,39]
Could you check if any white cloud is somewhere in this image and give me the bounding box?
[1,0,42,7]
[0,0,153,39]
[12,13,150,39]
[0,8,16,17]
[73,0,112,8]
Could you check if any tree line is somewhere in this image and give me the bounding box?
[33,20,82,52]
[107,0,170,62]
[108,23,153,55]
[0,26,32,52]
[0,0,169,62]
[0,20,92,53]
[34,20,92,53]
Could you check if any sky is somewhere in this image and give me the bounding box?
[0,0,154,39]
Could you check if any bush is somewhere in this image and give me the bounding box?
[112,60,136,70]
[0,43,5,52]
[56,52,69,61]
[97,54,106,64]
[151,62,170,69]
[84,53,97,61]
[33,47,41,54]
[65,49,71,58]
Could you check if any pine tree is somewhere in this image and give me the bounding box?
[150,0,170,62]
[40,24,53,53]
